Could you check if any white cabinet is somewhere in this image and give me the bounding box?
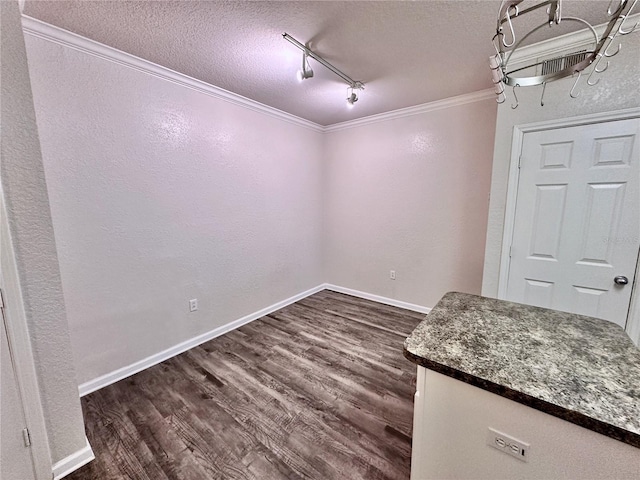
[410,367,640,480]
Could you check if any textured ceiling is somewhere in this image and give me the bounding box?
[24,1,612,126]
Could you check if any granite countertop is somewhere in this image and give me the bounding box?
[403,292,640,448]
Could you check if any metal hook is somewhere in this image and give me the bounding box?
[540,82,546,107]
[607,0,622,15]
[548,1,561,24]
[511,84,519,109]
[496,93,506,104]
[570,71,583,98]
[502,7,517,47]
[618,0,640,35]
[619,16,640,35]
[587,70,601,86]
[604,40,622,57]
[595,60,610,74]
[586,52,606,86]
[490,53,502,72]
[492,35,502,57]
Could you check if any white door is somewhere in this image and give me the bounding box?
[1,294,37,480]
[506,118,640,328]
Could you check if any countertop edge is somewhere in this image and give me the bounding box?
[403,347,640,449]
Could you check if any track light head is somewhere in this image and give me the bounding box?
[297,69,314,81]
[346,86,360,107]
[297,53,314,81]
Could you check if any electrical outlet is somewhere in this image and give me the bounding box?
[486,428,529,462]
[390,270,396,280]
[189,299,198,312]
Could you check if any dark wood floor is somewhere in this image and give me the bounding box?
[66,290,425,480]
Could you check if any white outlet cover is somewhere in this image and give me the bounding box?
[189,299,198,312]
[486,427,529,463]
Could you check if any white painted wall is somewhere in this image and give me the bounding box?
[24,35,324,385]
[323,100,497,309]
[482,33,640,298]
[23,21,498,393]
[0,0,86,466]
[411,368,640,479]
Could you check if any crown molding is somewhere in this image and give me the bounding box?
[21,15,510,135]
[506,13,640,69]
[20,15,325,133]
[324,89,496,133]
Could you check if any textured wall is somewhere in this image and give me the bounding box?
[25,36,324,384]
[323,100,497,309]
[0,0,86,465]
[482,33,640,298]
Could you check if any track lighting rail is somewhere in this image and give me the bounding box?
[282,33,364,91]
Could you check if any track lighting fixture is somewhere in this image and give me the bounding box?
[297,53,314,81]
[283,32,365,106]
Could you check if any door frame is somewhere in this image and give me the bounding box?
[497,107,640,343]
[0,183,53,480]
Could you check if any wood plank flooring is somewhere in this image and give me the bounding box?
[66,290,425,480]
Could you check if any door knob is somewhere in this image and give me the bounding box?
[614,275,629,286]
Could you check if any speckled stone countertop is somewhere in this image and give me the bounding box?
[403,292,640,448]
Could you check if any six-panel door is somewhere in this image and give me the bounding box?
[507,118,640,328]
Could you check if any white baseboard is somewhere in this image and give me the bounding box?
[79,283,429,396]
[323,284,432,314]
[52,436,94,479]
[78,284,325,396]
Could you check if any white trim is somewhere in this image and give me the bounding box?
[501,107,640,134]
[324,284,432,314]
[324,90,495,133]
[79,283,430,396]
[627,249,640,346]
[20,15,324,133]
[497,126,524,299]
[410,365,427,480]
[20,15,497,134]
[52,436,94,480]
[78,284,325,396]
[19,13,640,137]
[497,107,640,339]
[507,13,640,70]
[0,183,53,480]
